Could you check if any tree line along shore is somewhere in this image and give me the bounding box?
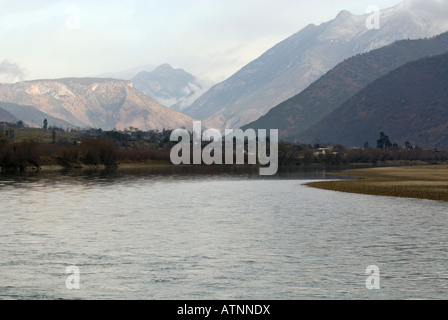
[1,124,447,172]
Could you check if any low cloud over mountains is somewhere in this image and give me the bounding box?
[0,60,27,84]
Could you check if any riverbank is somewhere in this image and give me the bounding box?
[0,161,171,173]
[307,165,448,201]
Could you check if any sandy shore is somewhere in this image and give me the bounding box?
[307,165,448,202]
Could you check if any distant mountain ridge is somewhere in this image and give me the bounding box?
[185,3,448,130]
[299,52,448,150]
[0,102,73,128]
[0,78,195,131]
[96,64,155,80]
[132,64,212,111]
[0,106,18,124]
[244,32,448,140]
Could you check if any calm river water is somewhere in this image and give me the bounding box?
[0,166,447,300]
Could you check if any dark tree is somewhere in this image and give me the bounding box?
[43,119,48,130]
[377,132,392,149]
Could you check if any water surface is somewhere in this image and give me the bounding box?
[0,166,447,300]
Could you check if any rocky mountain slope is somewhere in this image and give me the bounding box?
[132,64,212,111]
[244,32,448,140]
[0,78,195,131]
[185,3,448,130]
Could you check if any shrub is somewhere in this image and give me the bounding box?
[80,138,117,167]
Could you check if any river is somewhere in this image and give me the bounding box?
[0,166,447,300]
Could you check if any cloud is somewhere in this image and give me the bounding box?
[0,1,410,82]
[0,60,28,83]
[407,0,448,19]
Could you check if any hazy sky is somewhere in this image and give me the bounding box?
[0,0,425,83]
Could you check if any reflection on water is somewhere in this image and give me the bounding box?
[0,166,447,300]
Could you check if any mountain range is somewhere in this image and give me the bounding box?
[132,64,212,111]
[184,3,448,131]
[2,2,448,148]
[0,78,194,131]
[96,64,155,80]
[297,52,448,150]
[244,32,448,140]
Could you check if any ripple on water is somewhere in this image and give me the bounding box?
[0,169,447,299]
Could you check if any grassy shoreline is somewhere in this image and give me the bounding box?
[307,165,448,202]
